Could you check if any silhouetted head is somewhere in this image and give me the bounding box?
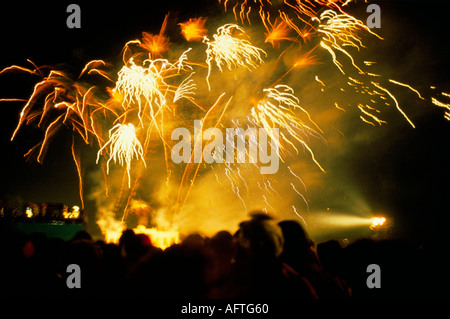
[71,230,92,242]
[236,211,284,260]
[278,220,313,251]
[119,229,151,260]
[182,233,205,248]
[210,231,233,250]
[278,220,320,273]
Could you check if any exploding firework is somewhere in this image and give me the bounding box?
[179,17,208,42]
[1,0,448,242]
[96,123,145,187]
[204,23,266,90]
[249,84,324,171]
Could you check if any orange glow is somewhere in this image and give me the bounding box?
[298,26,315,43]
[98,217,125,244]
[107,87,124,105]
[140,14,170,56]
[293,47,320,68]
[264,20,295,48]
[140,32,170,56]
[179,17,208,41]
[133,225,180,250]
[25,207,33,218]
[63,206,81,219]
[370,216,387,230]
[101,224,179,250]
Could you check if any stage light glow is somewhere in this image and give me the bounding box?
[370,216,387,229]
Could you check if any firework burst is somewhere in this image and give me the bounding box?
[96,123,145,187]
[204,24,266,89]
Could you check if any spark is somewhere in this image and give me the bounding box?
[179,17,208,41]
[371,81,416,128]
[357,103,387,126]
[287,165,306,190]
[318,9,382,74]
[225,168,247,210]
[288,47,321,72]
[237,166,249,193]
[266,180,280,197]
[114,58,167,122]
[264,19,296,47]
[389,79,425,100]
[113,48,196,127]
[173,72,196,103]
[79,60,108,78]
[262,180,274,197]
[335,102,346,112]
[315,75,326,87]
[72,138,84,209]
[96,123,146,187]
[290,182,302,195]
[292,205,307,226]
[290,182,310,211]
[432,95,450,121]
[204,24,266,90]
[262,194,274,211]
[250,84,325,172]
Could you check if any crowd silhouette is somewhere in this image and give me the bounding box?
[0,211,446,299]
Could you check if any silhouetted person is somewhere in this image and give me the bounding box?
[58,238,102,296]
[317,240,344,276]
[126,234,210,299]
[207,230,235,298]
[71,230,92,242]
[279,220,351,299]
[222,212,317,299]
[119,229,154,271]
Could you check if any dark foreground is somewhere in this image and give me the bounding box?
[0,212,448,300]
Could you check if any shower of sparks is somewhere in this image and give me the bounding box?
[432,93,450,121]
[250,85,325,172]
[97,123,146,187]
[173,72,197,103]
[114,57,168,124]
[204,24,266,90]
[318,9,383,75]
[1,0,448,241]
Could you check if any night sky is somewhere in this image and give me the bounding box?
[1,1,450,243]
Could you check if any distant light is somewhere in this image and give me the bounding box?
[370,216,386,229]
[63,205,81,219]
[25,207,33,218]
